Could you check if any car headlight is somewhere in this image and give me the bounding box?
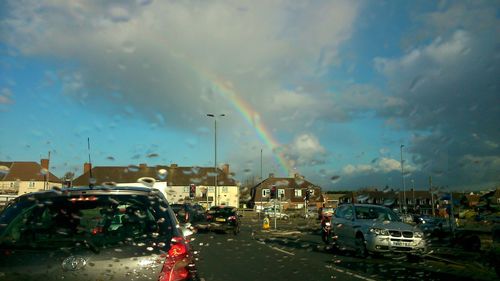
[414,231,424,238]
[369,228,389,236]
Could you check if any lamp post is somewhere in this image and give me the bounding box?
[207,113,225,206]
[400,144,406,213]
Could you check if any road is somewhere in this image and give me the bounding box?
[191,215,497,281]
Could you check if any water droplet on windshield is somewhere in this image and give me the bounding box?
[137,177,155,187]
[330,175,341,183]
[128,165,139,172]
[157,169,168,180]
[147,153,158,158]
[40,168,48,175]
[107,156,115,161]
[103,182,117,188]
[0,166,10,176]
[121,41,136,53]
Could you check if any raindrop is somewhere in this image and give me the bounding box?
[89,177,97,184]
[146,247,154,251]
[157,169,168,180]
[330,175,341,183]
[137,177,155,187]
[40,168,48,175]
[128,165,140,172]
[382,186,391,193]
[243,168,252,174]
[0,166,10,176]
[383,198,395,206]
[107,156,115,161]
[147,153,158,158]
[191,167,200,175]
[182,170,193,175]
[275,180,289,187]
[207,172,217,177]
[357,194,369,202]
[296,179,305,185]
[190,178,202,184]
[103,182,117,188]
[121,41,136,53]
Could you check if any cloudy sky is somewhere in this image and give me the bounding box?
[0,0,498,191]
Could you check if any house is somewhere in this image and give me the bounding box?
[322,193,345,208]
[249,173,322,211]
[72,163,238,208]
[0,159,62,195]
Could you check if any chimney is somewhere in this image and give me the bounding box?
[269,173,274,178]
[41,159,49,170]
[84,163,92,174]
[222,164,229,175]
[170,163,178,168]
[140,163,147,169]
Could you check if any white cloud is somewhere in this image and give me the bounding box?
[341,157,415,176]
[282,133,327,167]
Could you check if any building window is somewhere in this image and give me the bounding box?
[308,189,315,196]
[29,182,35,188]
[278,189,285,198]
[183,187,189,193]
[262,189,270,197]
[222,186,228,193]
[295,189,302,197]
[208,187,215,192]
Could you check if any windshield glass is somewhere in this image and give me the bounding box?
[355,206,401,222]
[0,1,498,280]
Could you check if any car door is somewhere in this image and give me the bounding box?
[332,205,354,248]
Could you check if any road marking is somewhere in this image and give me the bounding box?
[330,266,377,281]
[270,246,295,256]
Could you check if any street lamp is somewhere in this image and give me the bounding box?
[207,113,225,206]
[400,144,406,213]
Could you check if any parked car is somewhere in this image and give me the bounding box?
[206,206,240,235]
[263,207,289,220]
[331,204,426,257]
[0,186,199,281]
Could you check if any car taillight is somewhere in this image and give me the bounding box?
[159,237,190,281]
[228,216,236,221]
[206,215,212,220]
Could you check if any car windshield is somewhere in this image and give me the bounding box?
[0,193,173,249]
[355,206,401,222]
[1,1,498,280]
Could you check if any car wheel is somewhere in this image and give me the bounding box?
[283,215,289,220]
[355,235,368,258]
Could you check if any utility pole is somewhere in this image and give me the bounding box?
[400,144,406,213]
[429,176,435,216]
[207,114,225,206]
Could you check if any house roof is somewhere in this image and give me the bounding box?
[0,161,62,183]
[72,165,237,187]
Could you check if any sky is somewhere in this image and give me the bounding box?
[0,0,499,191]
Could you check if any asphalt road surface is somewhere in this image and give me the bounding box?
[191,216,497,281]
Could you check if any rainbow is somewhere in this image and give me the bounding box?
[148,33,292,176]
[209,77,292,177]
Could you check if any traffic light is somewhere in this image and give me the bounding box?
[270,185,277,199]
[189,184,196,198]
[305,189,310,201]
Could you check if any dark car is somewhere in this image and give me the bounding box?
[0,186,199,281]
[206,206,240,235]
